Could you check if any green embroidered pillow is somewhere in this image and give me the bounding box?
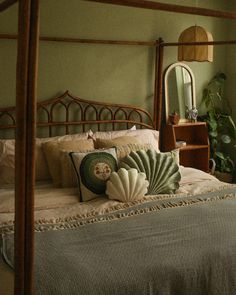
[120,149,181,195]
[70,148,118,202]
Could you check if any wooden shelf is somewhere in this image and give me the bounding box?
[179,144,209,151]
[162,122,210,172]
[173,122,206,127]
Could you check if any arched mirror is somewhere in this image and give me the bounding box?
[164,62,196,123]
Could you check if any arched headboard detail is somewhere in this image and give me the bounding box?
[0,91,155,138]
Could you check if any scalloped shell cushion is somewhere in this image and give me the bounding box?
[120,149,181,194]
[106,168,149,202]
[70,148,118,202]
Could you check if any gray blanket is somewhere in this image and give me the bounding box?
[2,186,236,295]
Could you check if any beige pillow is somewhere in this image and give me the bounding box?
[116,143,153,159]
[94,136,141,149]
[0,132,90,185]
[36,131,89,180]
[0,139,15,185]
[60,151,79,188]
[93,129,160,152]
[0,139,51,184]
[91,130,133,141]
[43,139,94,187]
[131,129,159,152]
[91,127,136,141]
[35,140,51,180]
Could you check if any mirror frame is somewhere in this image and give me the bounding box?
[164,62,196,124]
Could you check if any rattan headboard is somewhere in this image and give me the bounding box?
[0,91,155,138]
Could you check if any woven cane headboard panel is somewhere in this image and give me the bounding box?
[0,91,155,138]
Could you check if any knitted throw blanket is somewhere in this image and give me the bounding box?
[2,186,236,295]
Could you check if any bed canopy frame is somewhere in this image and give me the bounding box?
[1,1,236,294]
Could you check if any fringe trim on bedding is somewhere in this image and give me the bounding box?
[1,192,236,234]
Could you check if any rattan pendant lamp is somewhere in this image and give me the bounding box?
[178,25,213,62]
[178,0,213,62]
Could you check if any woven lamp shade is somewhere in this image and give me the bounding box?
[178,26,213,62]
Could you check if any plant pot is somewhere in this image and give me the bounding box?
[214,171,233,183]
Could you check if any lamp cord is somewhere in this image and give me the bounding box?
[195,0,198,26]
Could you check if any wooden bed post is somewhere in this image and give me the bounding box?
[154,39,164,131]
[153,39,158,130]
[15,0,40,294]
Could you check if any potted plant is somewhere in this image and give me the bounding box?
[201,72,236,182]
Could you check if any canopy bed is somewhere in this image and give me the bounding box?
[1,90,235,295]
[0,1,236,295]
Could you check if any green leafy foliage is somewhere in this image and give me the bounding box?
[201,72,236,173]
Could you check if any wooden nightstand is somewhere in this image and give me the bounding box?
[162,122,210,172]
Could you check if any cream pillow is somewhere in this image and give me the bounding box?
[43,139,94,187]
[94,136,141,149]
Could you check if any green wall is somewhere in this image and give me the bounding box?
[0,0,229,113]
[226,3,236,122]
[223,2,236,163]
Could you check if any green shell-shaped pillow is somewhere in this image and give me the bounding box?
[120,149,181,194]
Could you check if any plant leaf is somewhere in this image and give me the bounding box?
[209,131,218,138]
[215,151,225,160]
[221,134,231,144]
